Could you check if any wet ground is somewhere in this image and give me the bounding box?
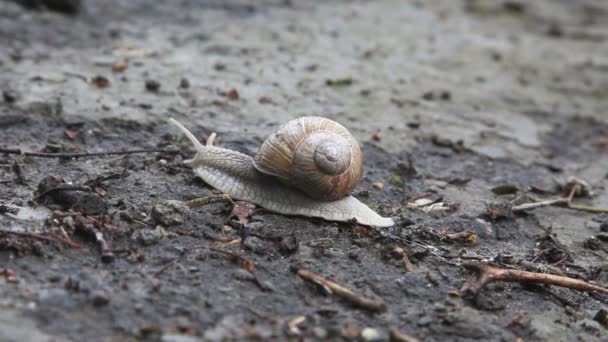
[1,0,608,341]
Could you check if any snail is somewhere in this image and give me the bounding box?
[168,116,395,227]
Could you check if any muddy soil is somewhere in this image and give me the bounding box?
[1,0,608,341]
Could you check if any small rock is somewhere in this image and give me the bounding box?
[225,88,239,100]
[278,235,298,255]
[91,290,110,307]
[131,227,164,246]
[179,78,190,89]
[243,236,268,255]
[417,316,432,326]
[92,75,110,88]
[361,327,381,342]
[312,327,327,339]
[161,334,199,342]
[578,318,601,334]
[599,221,608,232]
[422,91,434,101]
[152,200,190,226]
[2,89,18,103]
[145,79,161,92]
[584,236,602,250]
[440,90,451,101]
[596,233,608,242]
[593,309,608,328]
[372,182,384,190]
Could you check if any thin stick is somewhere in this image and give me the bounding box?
[46,229,87,249]
[153,255,183,277]
[512,181,608,214]
[511,198,568,212]
[0,148,178,159]
[92,228,115,263]
[297,269,387,313]
[567,203,608,213]
[461,262,608,296]
[183,194,236,208]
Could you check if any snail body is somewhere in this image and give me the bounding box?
[169,117,394,227]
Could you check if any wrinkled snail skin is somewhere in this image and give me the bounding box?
[168,118,395,227]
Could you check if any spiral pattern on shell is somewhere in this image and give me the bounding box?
[253,116,363,201]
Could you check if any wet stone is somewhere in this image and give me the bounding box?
[2,89,18,103]
[596,233,608,242]
[593,309,608,328]
[152,200,190,226]
[312,327,328,339]
[131,227,164,246]
[145,79,161,92]
[361,327,381,341]
[243,236,269,255]
[91,290,111,307]
[417,316,432,326]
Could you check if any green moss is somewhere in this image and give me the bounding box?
[388,174,404,188]
[325,77,353,86]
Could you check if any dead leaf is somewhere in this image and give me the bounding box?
[64,130,79,140]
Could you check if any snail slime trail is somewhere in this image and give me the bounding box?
[169,117,395,227]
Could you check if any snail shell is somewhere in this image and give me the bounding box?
[254,117,363,201]
[168,117,394,227]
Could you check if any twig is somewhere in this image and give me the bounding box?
[183,194,236,208]
[402,192,432,205]
[460,262,608,297]
[73,218,114,263]
[207,247,255,272]
[567,203,608,213]
[12,161,26,185]
[153,254,184,277]
[512,181,608,214]
[511,198,568,212]
[297,269,387,313]
[92,228,115,263]
[389,329,420,342]
[0,148,179,159]
[46,229,87,249]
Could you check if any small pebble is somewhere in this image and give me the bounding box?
[2,89,18,103]
[180,78,190,89]
[596,233,608,242]
[152,200,190,226]
[145,79,161,92]
[131,227,164,246]
[91,290,110,307]
[92,75,110,88]
[594,309,608,328]
[372,182,384,190]
[225,88,239,100]
[360,327,381,342]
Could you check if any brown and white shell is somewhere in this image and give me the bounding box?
[253,116,363,201]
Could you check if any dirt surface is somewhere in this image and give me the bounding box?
[1,0,608,341]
